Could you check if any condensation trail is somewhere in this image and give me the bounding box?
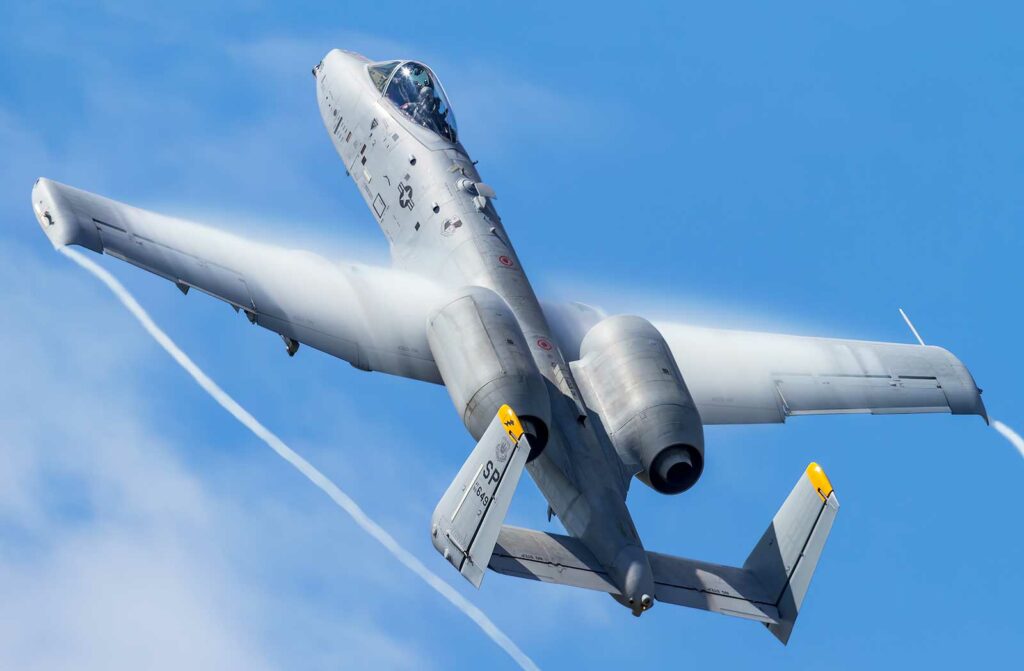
[60,247,541,671]
[992,419,1024,459]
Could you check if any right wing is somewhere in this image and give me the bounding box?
[542,301,986,426]
[656,322,987,425]
[32,178,443,383]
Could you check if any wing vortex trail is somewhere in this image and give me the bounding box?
[60,246,541,671]
[992,419,1024,459]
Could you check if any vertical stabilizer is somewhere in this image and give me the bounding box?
[431,405,531,587]
[744,463,840,643]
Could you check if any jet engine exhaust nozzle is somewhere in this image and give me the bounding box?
[649,443,704,494]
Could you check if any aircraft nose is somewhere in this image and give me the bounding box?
[321,48,368,70]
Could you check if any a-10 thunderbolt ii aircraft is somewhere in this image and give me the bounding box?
[31,50,987,644]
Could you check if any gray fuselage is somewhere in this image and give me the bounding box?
[315,49,655,611]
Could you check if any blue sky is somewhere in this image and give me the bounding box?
[1,2,1021,669]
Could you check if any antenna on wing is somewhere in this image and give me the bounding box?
[898,308,926,346]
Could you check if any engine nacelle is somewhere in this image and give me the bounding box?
[427,286,550,457]
[575,315,704,494]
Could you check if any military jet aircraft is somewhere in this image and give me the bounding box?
[30,50,986,644]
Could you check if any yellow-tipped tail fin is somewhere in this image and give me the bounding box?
[806,462,834,501]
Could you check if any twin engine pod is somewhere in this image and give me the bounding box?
[427,286,551,459]
[574,315,705,494]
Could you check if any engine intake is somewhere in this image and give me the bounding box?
[575,315,704,494]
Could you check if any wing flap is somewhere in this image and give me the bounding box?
[774,372,949,416]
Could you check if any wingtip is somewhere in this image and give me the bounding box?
[976,394,990,425]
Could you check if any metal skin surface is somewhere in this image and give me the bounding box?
[426,286,551,454]
[315,50,657,612]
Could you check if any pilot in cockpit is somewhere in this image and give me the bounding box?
[380,61,459,143]
[404,85,440,123]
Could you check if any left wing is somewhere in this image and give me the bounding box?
[32,178,443,382]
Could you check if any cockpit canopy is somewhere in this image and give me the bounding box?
[368,60,458,143]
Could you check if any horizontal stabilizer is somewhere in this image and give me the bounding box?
[649,462,839,643]
[489,526,620,593]
[431,405,531,587]
[486,463,840,644]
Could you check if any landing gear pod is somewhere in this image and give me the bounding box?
[427,286,551,458]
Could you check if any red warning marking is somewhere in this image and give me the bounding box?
[498,255,514,267]
[536,338,553,351]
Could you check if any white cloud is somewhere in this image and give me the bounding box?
[0,528,271,671]
[56,246,539,670]
[0,243,432,670]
